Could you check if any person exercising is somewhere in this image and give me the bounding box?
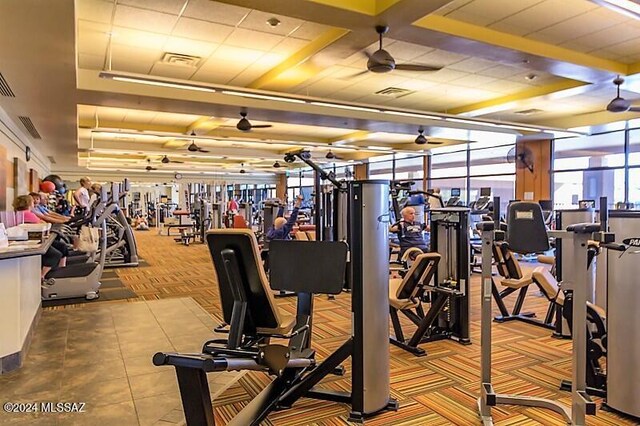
[267,195,303,241]
[389,206,429,257]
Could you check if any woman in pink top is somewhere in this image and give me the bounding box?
[13,195,68,278]
[12,195,41,223]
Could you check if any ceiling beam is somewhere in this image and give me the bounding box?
[413,15,628,78]
[248,28,350,90]
[447,79,590,116]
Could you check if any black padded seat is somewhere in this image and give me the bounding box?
[45,262,99,279]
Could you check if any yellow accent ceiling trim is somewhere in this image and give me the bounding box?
[627,62,640,75]
[329,130,371,144]
[413,15,628,75]
[248,27,350,90]
[448,79,589,116]
[304,0,402,15]
[305,0,375,15]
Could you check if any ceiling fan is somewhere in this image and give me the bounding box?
[506,146,534,173]
[414,128,443,145]
[239,163,246,174]
[606,76,640,113]
[273,160,282,168]
[352,26,443,77]
[161,155,184,164]
[145,159,157,171]
[325,149,344,160]
[235,110,273,132]
[186,131,210,153]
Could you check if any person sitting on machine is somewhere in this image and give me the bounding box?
[266,195,303,241]
[29,192,70,224]
[13,195,69,278]
[389,206,429,258]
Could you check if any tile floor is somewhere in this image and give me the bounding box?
[0,298,240,426]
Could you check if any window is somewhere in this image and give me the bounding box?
[430,177,468,205]
[554,131,625,170]
[553,130,626,209]
[430,148,467,179]
[629,168,640,208]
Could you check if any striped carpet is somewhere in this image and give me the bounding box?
[56,230,635,425]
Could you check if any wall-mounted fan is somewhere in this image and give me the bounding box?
[506,146,534,173]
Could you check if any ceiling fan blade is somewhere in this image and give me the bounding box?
[427,141,444,145]
[394,63,443,72]
[629,106,640,112]
[343,69,370,79]
[250,124,273,128]
[172,160,185,164]
[361,50,372,59]
[197,148,210,153]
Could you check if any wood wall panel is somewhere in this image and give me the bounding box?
[275,174,286,200]
[515,138,551,202]
[354,163,368,180]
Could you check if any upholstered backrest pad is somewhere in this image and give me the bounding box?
[507,201,549,254]
[397,253,441,300]
[206,230,280,330]
[269,240,347,295]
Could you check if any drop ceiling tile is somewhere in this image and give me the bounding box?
[124,109,158,123]
[477,64,525,79]
[270,37,308,55]
[488,21,531,36]
[111,26,168,50]
[150,62,198,80]
[413,49,467,68]
[183,0,249,26]
[224,28,285,51]
[526,10,618,45]
[490,0,592,35]
[78,53,105,70]
[417,69,469,83]
[449,73,497,88]
[600,38,640,57]
[172,18,234,44]
[77,0,114,24]
[238,9,304,37]
[450,0,544,25]
[110,43,159,74]
[447,57,497,73]
[481,79,530,93]
[96,106,130,122]
[163,36,217,58]
[290,21,332,41]
[445,10,495,26]
[563,24,640,52]
[208,45,265,66]
[436,0,473,15]
[391,78,438,91]
[118,0,185,15]
[77,20,110,56]
[384,40,436,62]
[114,5,177,33]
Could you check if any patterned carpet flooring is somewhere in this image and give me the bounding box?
[51,230,635,425]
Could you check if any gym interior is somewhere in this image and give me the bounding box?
[1,0,640,425]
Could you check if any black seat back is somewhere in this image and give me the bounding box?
[507,202,549,254]
[206,229,281,332]
[397,253,441,299]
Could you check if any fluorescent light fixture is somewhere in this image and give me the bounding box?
[366,145,393,151]
[221,90,306,104]
[382,110,442,120]
[497,124,542,132]
[591,0,640,19]
[100,72,217,93]
[446,117,498,126]
[310,101,381,113]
